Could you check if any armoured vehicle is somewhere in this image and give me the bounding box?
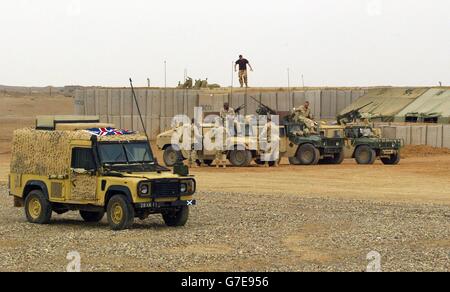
[8,116,196,230]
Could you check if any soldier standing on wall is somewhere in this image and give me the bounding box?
[235,55,253,88]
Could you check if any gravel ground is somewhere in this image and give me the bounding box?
[0,183,449,272]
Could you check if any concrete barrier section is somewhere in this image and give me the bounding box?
[160,117,174,133]
[395,126,412,145]
[426,125,443,148]
[74,91,85,115]
[187,91,198,118]
[443,125,450,149]
[132,89,148,117]
[321,90,337,119]
[109,89,121,116]
[85,89,96,115]
[162,89,175,117]
[277,92,292,112]
[120,89,133,116]
[132,116,147,132]
[410,126,427,145]
[121,115,133,130]
[95,89,108,116]
[147,90,162,118]
[110,116,122,128]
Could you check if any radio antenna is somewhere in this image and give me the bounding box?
[129,78,150,144]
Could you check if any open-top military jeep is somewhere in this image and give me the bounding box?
[282,122,346,165]
[343,125,403,165]
[9,116,196,230]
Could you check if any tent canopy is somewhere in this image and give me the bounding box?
[395,89,450,123]
[339,88,429,121]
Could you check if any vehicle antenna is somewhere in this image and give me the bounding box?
[129,78,151,146]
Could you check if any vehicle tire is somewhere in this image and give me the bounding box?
[381,152,401,165]
[196,160,213,167]
[320,151,345,165]
[229,149,252,167]
[80,210,105,223]
[203,160,213,166]
[255,158,279,167]
[296,144,320,165]
[107,195,135,231]
[24,190,52,224]
[163,145,183,167]
[163,206,189,227]
[288,157,301,165]
[355,145,376,165]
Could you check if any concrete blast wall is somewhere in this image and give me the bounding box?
[74,88,368,139]
[381,124,450,149]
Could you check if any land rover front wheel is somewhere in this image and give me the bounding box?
[25,190,52,224]
[80,210,105,223]
[107,195,135,231]
[297,144,320,165]
[355,145,376,165]
[163,206,189,227]
[163,146,183,167]
[381,152,401,165]
[229,149,252,167]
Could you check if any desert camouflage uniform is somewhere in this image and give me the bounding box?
[260,120,280,167]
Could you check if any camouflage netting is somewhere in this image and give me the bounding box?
[11,128,149,176]
[97,133,148,142]
[11,128,92,176]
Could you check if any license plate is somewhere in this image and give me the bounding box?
[138,202,158,208]
[382,150,395,155]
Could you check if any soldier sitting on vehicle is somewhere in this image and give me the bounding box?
[291,101,318,135]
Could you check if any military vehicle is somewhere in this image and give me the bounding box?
[250,96,346,166]
[8,116,196,231]
[280,122,345,165]
[330,104,403,165]
[157,122,263,167]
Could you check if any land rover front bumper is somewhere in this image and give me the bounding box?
[135,200,197,209]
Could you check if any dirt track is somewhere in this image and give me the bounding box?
[0,94,450,271]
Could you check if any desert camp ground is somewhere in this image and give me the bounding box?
[0,88,450,271]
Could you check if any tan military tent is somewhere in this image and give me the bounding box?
[394,89,450,123]
[339,88,429,122]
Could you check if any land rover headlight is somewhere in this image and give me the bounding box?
[180,183,188,193]
[139,183,150,196]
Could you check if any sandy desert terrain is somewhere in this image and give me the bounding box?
[0,93,449,271]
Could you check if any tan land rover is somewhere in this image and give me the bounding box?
[8,116,196,230]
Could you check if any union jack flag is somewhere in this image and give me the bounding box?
[86,127,134,136]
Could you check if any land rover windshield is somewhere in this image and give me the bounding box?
[98,142,154,165]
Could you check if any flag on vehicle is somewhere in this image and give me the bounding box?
[86,127,134,136]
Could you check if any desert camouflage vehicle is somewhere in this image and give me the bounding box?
[321,124,403,165]
[334,103,403,165]
[282,122,346,165]
[8,116,196,231]
[157,122,264,167]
